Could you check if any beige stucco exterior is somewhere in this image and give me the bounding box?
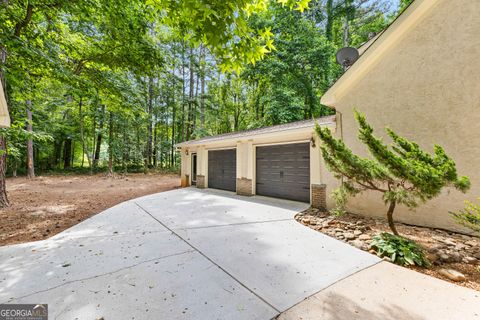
[321,0,480,232]
[178,120,336,204]
[0,80,10,128]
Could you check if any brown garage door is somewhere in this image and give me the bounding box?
[208,149,236,192]
[256,143,310,202]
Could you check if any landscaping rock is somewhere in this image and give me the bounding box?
[344,232,355,240]
[438,252,450,262]
[427,244,445,253]
[449,251,463,263]
[353,230,363,236]
[351,240,365,250]
[302,217,311,224]
[463,256,478,264]
[358,234,371,241]
[427,253,439,264]
[465,240,478,247]
[438,269,466,282]
[439,238,457,247]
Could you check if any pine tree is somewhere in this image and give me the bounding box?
[316,110,470,235]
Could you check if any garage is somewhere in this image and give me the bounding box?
[256,142,310,202]
[208,149,236,192]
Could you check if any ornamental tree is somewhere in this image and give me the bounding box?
[315,110,470,235]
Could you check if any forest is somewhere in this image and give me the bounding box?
[0,0,411,206]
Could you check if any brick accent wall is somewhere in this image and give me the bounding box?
[236,178,253,196]
[197,175,205,189]
[311,184,327,210]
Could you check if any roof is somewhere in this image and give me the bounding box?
[176,115,336,147]
[0,81,10,128]
[321,0,437,107]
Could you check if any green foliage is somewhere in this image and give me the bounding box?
[315,109,470,235]
[0,0,404,179]
[371,233,430,267]
[450,198,480,234]
[330,186,348,216]
[150,0,311,72]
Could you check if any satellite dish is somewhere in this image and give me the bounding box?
[336,47,359,69]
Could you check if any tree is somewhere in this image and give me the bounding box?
[316,110,470,235]
[26,100,34,178]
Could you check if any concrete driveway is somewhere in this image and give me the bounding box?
[1,188,478,320]
[0,188,378,319]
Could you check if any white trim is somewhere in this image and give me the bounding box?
[205,146,237,151]
[253,139,310,148]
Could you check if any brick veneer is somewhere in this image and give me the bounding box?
[236,178,253,196]
[311,183,327,210]
[196,175,205,188]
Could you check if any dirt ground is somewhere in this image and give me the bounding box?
[0,173,180,246]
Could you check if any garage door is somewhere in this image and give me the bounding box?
[256,143,310,202]
[208,149,236,192]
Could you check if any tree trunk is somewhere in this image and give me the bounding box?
[107,111,114,176]
[0,135,9,207]
[342,0,354,47]
[326,0,334,41]
[181,42,186,141]
[26,100,34,179]
[53,140,62,167]
[79,97,91,170]
[94,105,105,168]
[187,47,195,140]
[153,114,158,167]
[63,138,72,169]
[386,200,399,235]
[90,110,96,174]
[171,68,176,167]
[146,77,154,167]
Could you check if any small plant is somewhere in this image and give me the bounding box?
[370,233,430,267]
[450,198,480,234]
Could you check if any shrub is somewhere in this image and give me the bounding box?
[316,109,470,235]
[450,198,480,234]
[370,233,430,267]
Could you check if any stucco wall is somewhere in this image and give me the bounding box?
[323,0,480,232]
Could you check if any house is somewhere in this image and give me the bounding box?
[0,80,10,128]
[178,0,480,231]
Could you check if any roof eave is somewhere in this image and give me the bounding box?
[175,118,335,148]
[320,0,439,108]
